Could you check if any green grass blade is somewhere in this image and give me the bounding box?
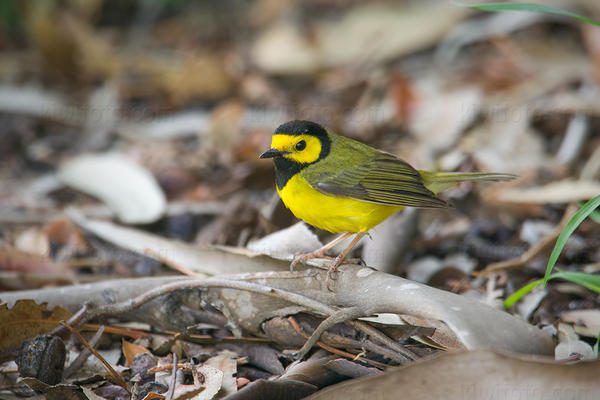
[543,195,600,285]
[551,271,600,293]
[594,333,600,358]
[504,278,543,308]
[577,202,600,224]
[454,2,600,27]
[505,271,600,308]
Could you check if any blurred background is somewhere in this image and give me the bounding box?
[2,3,600,396]
[0,0,599,298]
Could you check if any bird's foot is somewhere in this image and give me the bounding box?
[290,245,365,291]
[290,251,334,271]
[325,254,346,291]
[324,256,366,290]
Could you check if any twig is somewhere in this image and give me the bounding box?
[60,321,128,390]
[293,306,413,363]
[50,303,90,336]
[317,331,402,362]
[357,340,413,365]
[293,307,364,360]
[55,276,410,368]
[346,320,417,361]
[477,204,577,276]
[83,278,329,320]
[148,363,188,374]
[287,317,389,369]
[63,325,105,378]
[168,331,272,344]
[77,277,413,363]
[292,309,413,364]
[81,324,147,339]
[165,352,178,400]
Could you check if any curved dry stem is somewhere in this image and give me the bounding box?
[72,277,407,362]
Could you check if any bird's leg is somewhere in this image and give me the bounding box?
[290,232,353,271]
[326,232,367,291]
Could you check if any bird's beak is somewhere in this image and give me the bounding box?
[260,148,287,159]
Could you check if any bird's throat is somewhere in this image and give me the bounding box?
[274,157,307,190]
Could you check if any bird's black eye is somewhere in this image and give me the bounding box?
[295,140,306,151]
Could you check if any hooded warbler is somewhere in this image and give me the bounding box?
[260,120,514,289]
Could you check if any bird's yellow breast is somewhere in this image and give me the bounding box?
[277,174,402,233]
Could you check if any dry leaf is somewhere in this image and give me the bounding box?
[173,364,223,400]
[205,351,238,397]
[253,3,468,74]
[117,111,210,141]
[14,228,49,257]
[58,154,167,224]
[463,116,549,174]
[122,338,150,367]
[561,309,600,338]
[555,323,596,361]
[129,52,232,103]
[0,299,71,350]
[401,314,465,351]
[247,222,323,259]
[0,247,66,274]
[68,212,289,275]
[0,85,78,124]
[410,87,482,167]
[44,217,87,252]
[305,350,600,400]
[141,392,166,400]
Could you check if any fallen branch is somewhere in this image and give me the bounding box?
[1,266,554,357]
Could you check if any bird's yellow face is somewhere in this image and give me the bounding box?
[269,134,322,164]
[260,120,332,189]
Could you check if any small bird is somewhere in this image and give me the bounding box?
[260,120,514,289]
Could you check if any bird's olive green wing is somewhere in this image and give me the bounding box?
[303,139,447,208]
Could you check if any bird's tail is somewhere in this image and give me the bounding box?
[419,171,516,194]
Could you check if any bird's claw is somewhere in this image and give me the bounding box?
[289,257,300,272]
[290,252,333,271]
[290,245,364,291]
[325,254,346,291]
[325,267,337,291]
